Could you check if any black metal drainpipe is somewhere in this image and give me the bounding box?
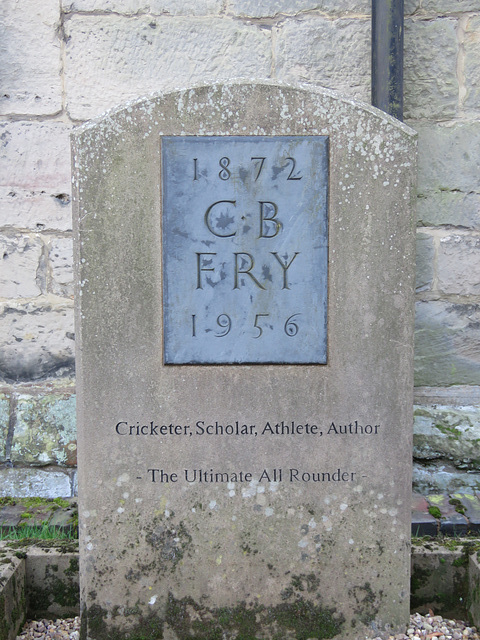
[371,0,404,121]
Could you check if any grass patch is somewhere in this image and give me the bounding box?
[0,525,77,541]
[0,497,72,510]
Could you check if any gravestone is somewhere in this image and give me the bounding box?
[72,82,417,640]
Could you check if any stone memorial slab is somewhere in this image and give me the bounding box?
[72,82,417,640]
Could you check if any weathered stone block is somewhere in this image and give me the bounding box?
[452,492,480,529]
[422,0,480,10]
[414,404,480,465]
[414,121,480,195]
[0,234,44,299]
[416,232,434,292]
[274,17,370,102]
[0,551,25,640]
[411,545,467,616]
[411,493,437,537]
[0,467,73,498]
[64,16,272,119]
[464,16,480,112]
[26,548,79,618]
[0,122,72,191]
[0,392,10,462]
[11,390,76,466]
[427,494,469,535]
[413,461,480,493]
[470,553,480,627]
[0,301,75,381]
[404,19,458,119]
[417,191,480,229]
[0,505,22,529]
[0,187,73,233]
[229,0,370,17]
[405,0,420,12]
[62,0,222,14]
[0,0,62,116]
[48,237,74,298]
[438,233,480,295]
[415,385,480,405]
[415,300,480,386]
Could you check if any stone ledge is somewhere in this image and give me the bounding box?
[411,541,480,623]
[470,553,480,625]
[412,491,480,537]
[414,386,480,405]
[0,540,79,638]
[0,498,77,534]
[0,550,25,640]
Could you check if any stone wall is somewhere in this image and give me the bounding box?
[1,0,479,496]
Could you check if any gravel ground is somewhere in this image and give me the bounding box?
[16,617,79,639]
[377,612,479,640]
[15,612,479,639]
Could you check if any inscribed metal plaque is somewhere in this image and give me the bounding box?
[162,136,328,364]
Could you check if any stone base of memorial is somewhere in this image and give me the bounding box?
[72,81,416,639]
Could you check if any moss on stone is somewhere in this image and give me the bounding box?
[80,573,344,640]
[24,556,78,616]
[0,498,16,507]
[0,569,25,640]
[143,519,192,575]
[65,557,79,575]
[0,593,8,640]
[81,603,164,640]
[428,506,442,519]
[348,582,381,626]
[411,564,432,596]
[4,540,78,553]
[164,591,343,640]
[434,424,462,439]
[448,498,466,515]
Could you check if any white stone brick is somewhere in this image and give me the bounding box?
[0,234,44,298]
[414,404,480,464]
[415,300,480,386]
[0,468,73,498]
[0,187,73,233]
[228,0,369,18]
[62,0,222,14]
[405,0,421,13]
[422,0,480,11]
[0,122,72,191]
[438,234,480,295]
[414,121,480,195]
[274,17,370,102]
[416,232,434,293]
[12,390,77,466]
[48,236,74,298]
[464,16,480,112]
[416,191,480,230]
[413,463,480,494]
[64,15,272,120]
[0,300,75,380]
[404,18,458,119]
[0,393,9,462]
[0,0,62,116]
